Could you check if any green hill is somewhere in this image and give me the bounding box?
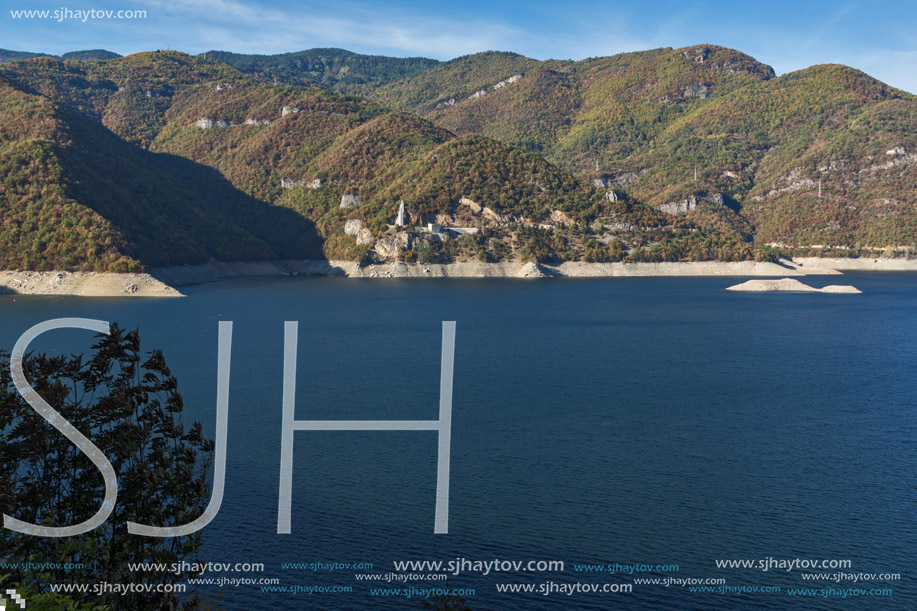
[60,49,122,61]
[0,48,121,64]
[200,48,439,96]
[0,51,245,147]
[148,74,753,263]
[355,46,917,251]
[0,51,770,270]
[13,44,913,268]
[0,49,52,64]
[0,71,321,271]
[71,46,912,253]
[370,51,540,110]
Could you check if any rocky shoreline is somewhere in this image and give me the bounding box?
[1,257,915,297]
[0,270,183,297]
[149,257,917,284]
[149,259,815,284]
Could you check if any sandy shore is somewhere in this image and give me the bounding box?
[2,257,915,296]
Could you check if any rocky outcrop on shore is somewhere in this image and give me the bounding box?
[0,271,182,297]
[726,278,861,293]
[517,262,548,278]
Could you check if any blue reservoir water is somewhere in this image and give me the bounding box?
[0,273,914,609]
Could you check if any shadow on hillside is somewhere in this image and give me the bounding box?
[57,110,328,267]
[721,194,743,214]
[150,151,327,259]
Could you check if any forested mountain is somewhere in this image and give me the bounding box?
[358,46,917,251]
[200,48,439,96]
[0,67,320,271]
[1,51,763,271]
[0,43,913,272]
[0,49,121,64]
[0,49,50,63]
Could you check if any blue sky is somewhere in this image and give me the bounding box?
[3,0,916,92]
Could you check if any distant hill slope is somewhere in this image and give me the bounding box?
[0,51,770,270]
[0,49,51,64]
[200,48,439,96]
[0,49,121,64]
[370,51,540,111]
[360,46,917,250]
[0,52,244,147]
[0,70,321,271]
[60,49,122,61]
[9,47,907,252]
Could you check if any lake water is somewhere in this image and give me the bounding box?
[1,273,914,609]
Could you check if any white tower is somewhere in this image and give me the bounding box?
[396,200,406,227]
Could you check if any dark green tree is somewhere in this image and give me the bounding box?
[0,325,214,610]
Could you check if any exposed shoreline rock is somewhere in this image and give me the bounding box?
[0,271,182,297]
[3,257,914,297]
[726,278,861,293]
[516,262,547,278]
[150,257,915,286]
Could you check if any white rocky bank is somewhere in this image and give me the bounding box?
[2,257,914,296]
[149,259,813,283]
[726,278,861,293]
[0,271,182,297]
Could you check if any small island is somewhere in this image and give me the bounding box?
[726,278,861,293]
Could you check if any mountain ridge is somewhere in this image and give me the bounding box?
[0,45,913,272]
[0,48,121,64]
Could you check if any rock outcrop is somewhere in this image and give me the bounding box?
[516,262,547,278]
[726,278,861,293]
[593,172,640,188]
[356,229,373,245]
[683,83,710,99]
[460,196,482,214]
[340,194,362,208]
[549,209,573,227]
[493,74,522,90]
[345,219,373,245]
[373,232,411,258]
[659,193,725,215]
